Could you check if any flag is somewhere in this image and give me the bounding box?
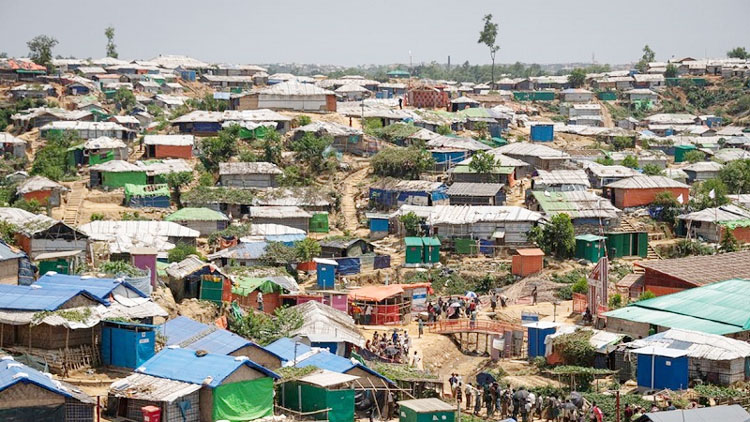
[677,194,684,204]
[709,189,716,199]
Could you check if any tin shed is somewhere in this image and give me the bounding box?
[605,231,648,258]
[315,258,338,289]
[633,346,689,391]
[281,370,358,422]
[398,398,455,422]
[530,124,554,142]
[101,321,156,369]
[422,237,441,264]
[525,321,558,358]
[575,234,607,263]
[404,237,424,265]
[512,248,544,276]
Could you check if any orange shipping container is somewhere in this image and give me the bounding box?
[512,248,544,277]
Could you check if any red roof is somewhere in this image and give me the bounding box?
[516,248,545,256]
[6,59,46,71]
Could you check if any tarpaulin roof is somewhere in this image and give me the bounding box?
[398,398,455,413]
[160,316,282,359]
[35,273,148,301]
[264,337,312,362]
[348,285,404,302]
[136,347,279,388]
[124,183,170,197]
[109,373,201,403]
[627,328,750,361]
[0,357,74,397]
[0,284,107,311]
[165,207,229,222]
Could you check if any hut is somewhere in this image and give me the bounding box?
[560,88,593,102]
[585,164,640,189]
[78,220,199,259]
[0,358,95,422]
[143,135,195,159]
[289,301,364,355]
[0,241,27,285]
[336,83,370,101]
[71,136,128,166]
[527,190,621,229]
[320,238,374,258]
[89,160,146,189]
[511,248,544,277]
[446,183,505,206]
[0,132,27,158]
[682,161,723,184]
[604,176,690,209]
[249,206,312,233]
[624,329,750,386]
[280,370,359,422]
[16,176,66,207]
[450,96,480,112]
[0,208,88,259]
[348,285,409,325]
[230,275,300,314]
[292,121,370,156]
[207,241,268,268]
[132,348,280,422]
[495,143,570,171]
[404,237,440,265]
[575,234,607,263]
[674,144,697,163]
[164,207,229,237]
[677,205,750,243]
[605,231,648,259]
[366,213,390,239]
[124,184,171,208]
[160,316,284,369]
[532,169,591,192]
[40,121,134,141]
[369,179,448,210]
[165,255,232,303]
[398,398,455,422]
[108,373,202,422]
[100,321,157,369]
[219,162,283,188]
[256,81,337,112]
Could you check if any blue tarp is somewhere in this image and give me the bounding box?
[334,258,360,275]
[0,284,108,311]
[159,316,279,358]
[101,323,156,369]
[136,347,279,387]
[129,195,170,208]
[0,359,74,397]
[479,239,494,255]
[35,273,148,300]
[369,218,389,233]
[373,255,391,269]
[265,337,313,362]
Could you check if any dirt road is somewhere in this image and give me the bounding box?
[340,162,370,234]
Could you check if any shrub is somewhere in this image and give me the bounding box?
[371,147,434,179]
[167,243,202,263]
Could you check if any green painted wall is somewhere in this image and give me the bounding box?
[102,171,147,188]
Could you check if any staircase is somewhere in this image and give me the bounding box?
[645,243,661,260]
[63,182,86,226]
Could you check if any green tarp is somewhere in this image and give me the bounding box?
[283,382,355,422]
[102,171,147,188]
[309,213,330,233]
[232,277,280,296]
[124,183,170,201]
[213,377,274,421]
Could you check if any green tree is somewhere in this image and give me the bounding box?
[612,136,634,151]
[608,294,623,309]
[664,63,678,78]
[642,164,664,176]
[262,130,282,164]
[295,238,321,262]
[104,26,118,58]
[113,87,136,112]
[163,171,193,208]
[11,198,42,214]
[371,147,434,179]
[31,132,77,180]
[27,35,58,71]
[291,133,333,172]
[691,178,729,210]
[296,115,312,127]
[571,277,588,294]
[436,124,452,135]
[719,160,750,194]
[474,121,489,140]
[637,290,656,302]
[399,212,422,236]
[0,221,17,245]
[533,214,575,259]
[468,150,497,174]
[567,68,587,88]
[621,155,639,169]
[651,191,682,225]
[477,14,500,85]
[720,229,740,253]
[635,44,655,73]
[167,243,202,263]
[595,156,614,166]
[727,47,748,60]
[683,150,705,163]
[229,306,303,346]
[199,127,239,171]
[261,242,298,266]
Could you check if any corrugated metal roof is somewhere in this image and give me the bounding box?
[80,220,199,239]
[83,136,127,150]
[395,205,543,225]
[40,121,131,132]
[446,183,503,197]
[165,207,229,222]
[16,175,64,194]
[219,161,283,175]
[398,398,455,413]
[290,301,364,347]
[643,405,750,422]
[604,306,743,335]
[110,373,201,403]
[261,80,334,96]
[628,328,750,360]
[678,205,750,223]
[534,170,591,187]
[249,206,312,219]
[636,251,750,286]
[495,143,570,159]
[426,135,491,152]
[0,284,105,311]
[531,190,620,219]
[682,161,723,172]
[143,135,194,146]
[605,175,689,189]
[207,242,267,261]
[298,370,359,387]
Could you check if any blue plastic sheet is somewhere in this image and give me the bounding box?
[374,255,391,269]
[334,257,361,275]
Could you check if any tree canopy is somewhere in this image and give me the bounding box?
[105,26,118,58]
[27,35,58,71]
[691,178,729,210]
[468,150,497,174]
[477,14,500,83]
[719,160,750,194]
[529,214,575,259]
[727,46,748,60]
[567,68,587,88]
[371,147,434,179]
[635,45,655,73]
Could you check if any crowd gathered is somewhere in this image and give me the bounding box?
[364,329,420,367]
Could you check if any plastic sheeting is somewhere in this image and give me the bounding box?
[334,258,360,275]
[479,239,495,255]
[0,405,64,422]
[373,255,390,269]
[213,377,274,421]
[359,255,375,272]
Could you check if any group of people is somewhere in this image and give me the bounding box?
[446,379,604,422]
[425,295,485,323]
[364,329,419,367]
[624,401,691,422]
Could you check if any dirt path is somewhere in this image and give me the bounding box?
[597,98,614,128]
[340,162,370,234]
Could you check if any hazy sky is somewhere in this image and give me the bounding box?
[1,0,749,66]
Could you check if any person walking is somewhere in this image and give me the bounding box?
[591,402,603,422]
[464,383,473,411]
[474,384,482,416]
[418,318,424,338]
[365,304,373,325]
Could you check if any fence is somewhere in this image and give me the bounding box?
[428,319,522,334]
[572,293,587,313]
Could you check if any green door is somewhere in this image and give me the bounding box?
[39,259,69,275]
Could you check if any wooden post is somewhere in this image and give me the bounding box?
[1,324,3,348]
[28,324,31,353]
